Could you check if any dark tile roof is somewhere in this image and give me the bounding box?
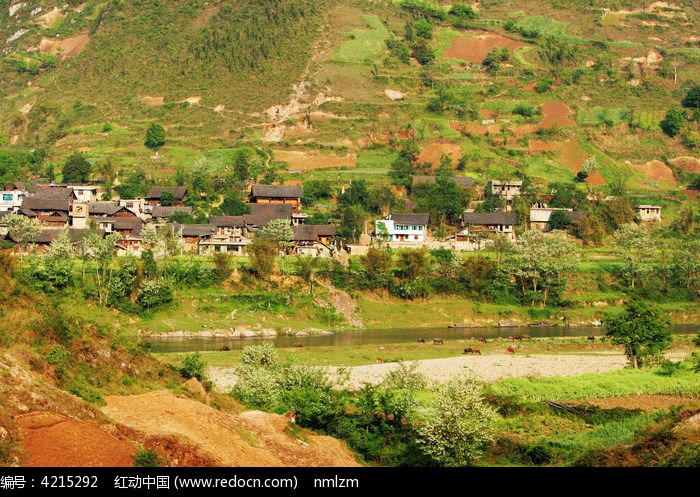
[389,213,430,225]
[250,183,302,199]
[292,224,337,241]
[145,186,188,200]
[22,187,74,212]
[88,202,123,216]
[247,203,293,227]
[412,175,474,189]
[463,211,517,225]
[209,215,247,227]
[173,223,217,238]
[151,205,193,218]
[114,218,143,235]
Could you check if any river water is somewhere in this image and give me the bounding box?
[147,324,700,353]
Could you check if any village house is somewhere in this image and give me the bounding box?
[636,204,661,222]
[249,184,306,225]
[144,186,188,207]
[203,215,253,255]
[112,218,144,255]
[20,186,75,229]
[291,224,338,258]
[151,205,194,223]
[375,213,430,243]
[246,203,295,231]
[487,180,522,212]
[170,223,217,254]
[118,198,148,219]
[459,211,518,242]
[54,183,100,203]
[529,203,587,232]
[0,187,28,212]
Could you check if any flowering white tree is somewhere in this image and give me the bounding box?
[416,376,498,466]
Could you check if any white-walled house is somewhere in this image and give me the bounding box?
[374,213,430,243]
[636,205,661,222]
[0,188,27,212]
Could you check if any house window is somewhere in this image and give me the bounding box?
[2,194,13,201]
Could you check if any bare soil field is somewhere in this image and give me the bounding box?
[417,142,463,167]
[631,159,678,187]
[39,33,90,58]
[272,149,357,172]
[444,30,524,64]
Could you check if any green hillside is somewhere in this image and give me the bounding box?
[0,0,698,203]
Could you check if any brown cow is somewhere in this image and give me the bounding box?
[476,337,487,343]
[463,347,473,354]
[433,338,444,345]
[508,335,523,341]
[522,334,531,340]
[587,335,595,342]
[417,338,426,343]
[471,348,482,355]
[293,342,303,347]
[220,345,231,351]
[506,347,515,354]
[376,357,384,363]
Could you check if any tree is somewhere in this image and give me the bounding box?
[62,153,91,183]
[219,194,251,216]
[612,223,653,289]
[260,218,294,253]
[571,215,605,247]
[159,190,174,206]
[3,213,41,261]
[416,376,498,466]
[605,300,672,369]
[670,206,695,235]
[681,85,700,109]
[360,247,393,288]
[43,229,74,289]
[600,197,635,232]
[297,256,320,295]
[660,107,684,138]
[248,237,278,278]
[512,230,578,306]
[548,210,573,230]
[144,123,166,149]
[397,248,429,281]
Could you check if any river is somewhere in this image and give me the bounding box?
[147,324,700,353]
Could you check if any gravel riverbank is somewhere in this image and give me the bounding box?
[207,351,690,392]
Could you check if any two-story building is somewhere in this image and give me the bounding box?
[487,180,522,212]
[144,186,188,207]
[459,211,517,242]
[0,188,28,212]
[529,203,587,232]
[291,224,338,257]
[20,186,75,229]
[249,184,306,225]
[374,213,430,243]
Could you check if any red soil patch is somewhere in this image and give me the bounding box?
[631,159,678,186]
[273,149,357,172]
[444,30,523,64]
[540,102,576,128]
[670,156,700,174]
[684,190,699,200]
[417,142,463,167]
[16,412,137,467]
[527,138,607,185]
[39,33,90,58]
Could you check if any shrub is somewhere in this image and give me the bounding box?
[240,342,279,368]
[132,448,164,467]
[137,277,173,311]
[180,352,207,382]
[415,376,498,466]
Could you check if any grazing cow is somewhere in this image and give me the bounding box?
[433,338,444,345]
[587,335,595,342]
[506,347,515,354]
[522,335,531,340]
[417,337,426,343]
[508,335,523,341]
[471,348,482,355]
[376,357,384,363]
[220,345,231,351]
[463,347,473,354]
[477,337,487,343]
[293,342,303,347]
